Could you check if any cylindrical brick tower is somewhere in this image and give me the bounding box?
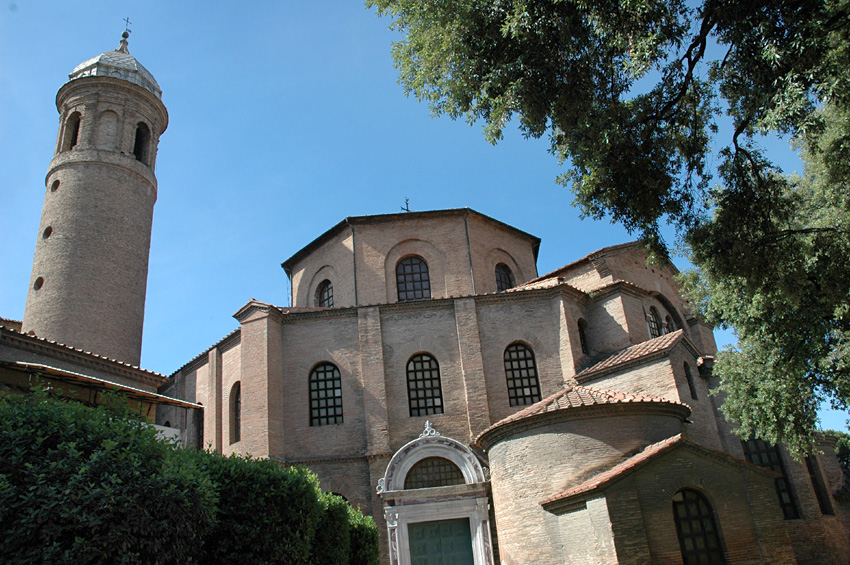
[23,32,168,366]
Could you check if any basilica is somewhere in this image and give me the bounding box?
[3,34,850,564]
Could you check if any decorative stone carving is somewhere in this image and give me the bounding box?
[420,420,440,438]
[376,477,386,494]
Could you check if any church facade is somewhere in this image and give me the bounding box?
[5,35,850,565]
[160,208,850,564]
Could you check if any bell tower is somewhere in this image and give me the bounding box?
[23,32,168,366]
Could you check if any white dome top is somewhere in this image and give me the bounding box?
[69,33,162,99]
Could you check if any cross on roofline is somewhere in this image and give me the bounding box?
[123,17,132,34]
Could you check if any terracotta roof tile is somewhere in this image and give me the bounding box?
[0,325,167,379]
[540,434,778,508]
[541,434,686,506]
[576,330,686,380]
[481,384,684,433]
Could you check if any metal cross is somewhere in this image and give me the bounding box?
[400,197,410,213]
[123,17,133,33]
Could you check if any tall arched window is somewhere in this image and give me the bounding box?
[672,489,727,564]
[741,438,799,519]
[310,363,343,426]
[229,382,241,444]
[133,122,151,164]
[578,319,590,355]
[684,363,698,400]
[315,279,333,307]
[396,256,431,301]
[495,263,515,292]
[665,315,675,334]
[63,112,82,151]
[504,343,541,406]
[404,457,465,489]
[647,307,662,338]
[407,354,443,416]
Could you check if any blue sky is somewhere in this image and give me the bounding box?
[1,1,845,430]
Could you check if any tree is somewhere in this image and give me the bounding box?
[368,0,850,454]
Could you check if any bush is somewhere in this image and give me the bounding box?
[0,391,381,564]
[195,453,323,564]
[310,492,352,564]
[0,392,216,564]
[348,504,381,565]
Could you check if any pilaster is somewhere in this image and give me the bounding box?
[358,306,390,456]
[454,298,490,439]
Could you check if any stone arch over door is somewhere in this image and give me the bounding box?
[377,422,494,565]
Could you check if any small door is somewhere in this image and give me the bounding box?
[408,518,474,565]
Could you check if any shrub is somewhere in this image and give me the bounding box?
[195,453,323,564]
[310,492,352,564]
[348,504,381,565]
[0,392,216,564]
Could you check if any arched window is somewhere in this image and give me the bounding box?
[404,457,465,489]
[741,438,799,519]
[647,307,662,338]
[664,315,675,334]
[315,279,333,307]
[673,489,726,564]
[684,362,698,400]
[504,343,541,406]
[407,354,443,417]
[310,363,343,426]
[63,112,82,151]
[133,122,151,164]
[495,263,515,292]
[229,382,241,444]
[396,256,431,302]
[578,319,590,355]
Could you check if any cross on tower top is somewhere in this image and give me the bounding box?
[123,17,132,34]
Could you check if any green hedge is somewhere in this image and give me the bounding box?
[0,392,216,564]
[0,392,380,564]
[195,452,324,564]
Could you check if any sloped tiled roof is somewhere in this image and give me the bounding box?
[541,434,686,506]
[576,330,696,382]
[0,324,166,380]
[516,241,641,289]
[540,434,779,509]
[476,384,688,447]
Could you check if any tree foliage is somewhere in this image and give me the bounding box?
[369,0,850,453]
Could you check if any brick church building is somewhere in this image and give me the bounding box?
[4,34,850,564]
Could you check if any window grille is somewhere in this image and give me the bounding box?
[495,263,515,292]
[504,343,541,406]
[648,307,662,338]
[741,438,799,519]
[404,457,465,489]
[310,363,343,426]
[316,279,333,307]
[672,489,727,565]
[407,354,443,417]
[396,256,431,301]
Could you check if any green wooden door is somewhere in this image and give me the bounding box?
[408,518,474,565]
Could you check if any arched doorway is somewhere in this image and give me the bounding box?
[377,422,494,565]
